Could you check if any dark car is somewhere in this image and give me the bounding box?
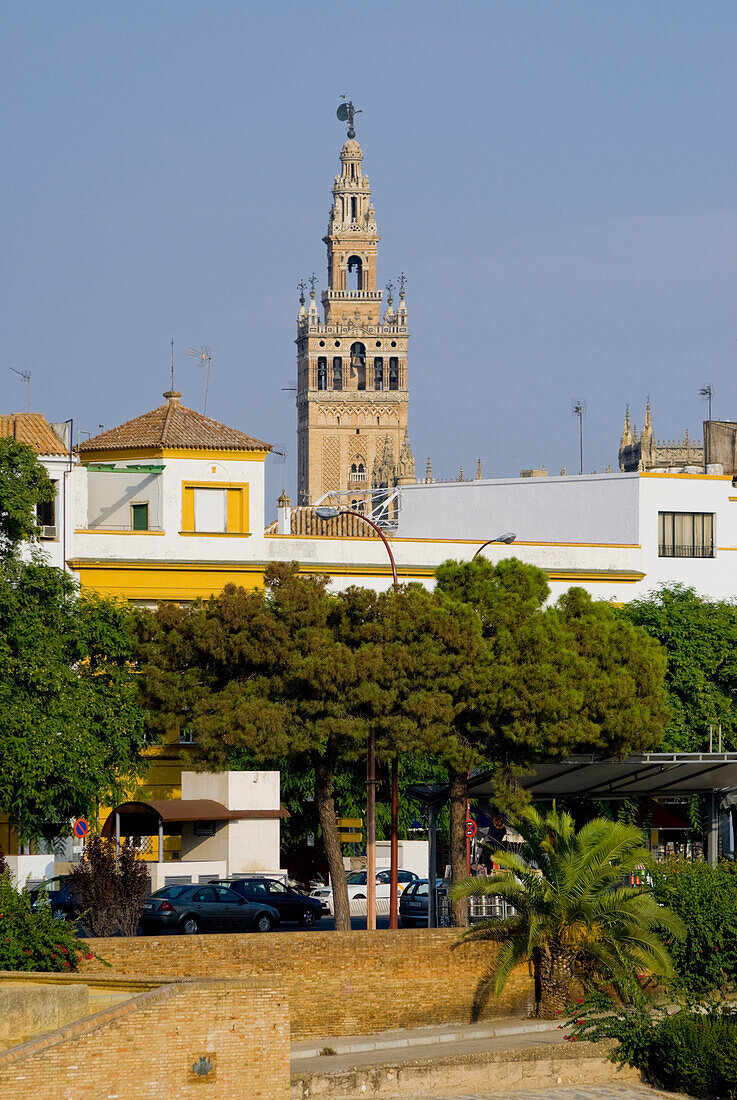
[139,883,280,935]
[213,877,323,927]
[28,876,78,921]
[399,879,450,927]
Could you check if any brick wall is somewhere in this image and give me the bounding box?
[0,979,289,1100]
[80,929,534,1039]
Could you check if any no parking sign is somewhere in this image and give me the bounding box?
[73,818,89,840]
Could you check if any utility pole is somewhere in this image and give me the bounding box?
[700,384,713,468]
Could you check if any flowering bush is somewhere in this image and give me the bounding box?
[0,873,84,972]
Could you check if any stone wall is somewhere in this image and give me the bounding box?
[0,978,288,1100]
[80,929,535,1039]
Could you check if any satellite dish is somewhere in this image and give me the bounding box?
[336,103,349,122]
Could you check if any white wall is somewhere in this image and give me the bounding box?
[87,469,163,530]
[181,771,282,875]
[396,473,640,544]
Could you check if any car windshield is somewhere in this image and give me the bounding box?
[345,871,368,885]
[34,878,67,894]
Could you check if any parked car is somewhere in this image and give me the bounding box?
[139,883,280,935]
[211,877,323,927]
[310,868,420,915]
[399,878,450,927]
[28,876,79,920]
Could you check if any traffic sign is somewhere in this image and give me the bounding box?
[73,818,89,839]
[336,817,362,829]
[465,818,477,839]
[337,831,362,844]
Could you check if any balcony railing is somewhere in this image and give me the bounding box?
[658,543,714,558]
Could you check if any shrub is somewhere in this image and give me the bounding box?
[70,836,150,937]
[0,875,85,972]
[651,859,737,992]
[572,991,737,1100]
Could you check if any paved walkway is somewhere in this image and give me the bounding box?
[386,1090,690,1099]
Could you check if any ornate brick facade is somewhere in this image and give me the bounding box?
[296,122,414,505]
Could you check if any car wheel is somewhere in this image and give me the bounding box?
[181,915,199,935]
[299,907,317,927]
[51,906,67,921]
[255,913,273,933]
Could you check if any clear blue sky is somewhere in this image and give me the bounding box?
[3,2,736,508]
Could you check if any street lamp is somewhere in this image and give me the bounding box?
[471,532,516,560]
[315,505,399,932]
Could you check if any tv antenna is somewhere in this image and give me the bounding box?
[700,383,713,422]
[188,346,212,414]
[9,367,31,411]
[572,399,586,475]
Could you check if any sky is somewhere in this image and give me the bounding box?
[3,2,737,510]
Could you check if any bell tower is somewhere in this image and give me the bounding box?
[296,103,414,506]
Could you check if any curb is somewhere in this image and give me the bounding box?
[291,1019,561,1060]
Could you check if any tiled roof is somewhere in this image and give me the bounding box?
[0,414,68,456]
[79,392,272,454]
[265,506,380,538]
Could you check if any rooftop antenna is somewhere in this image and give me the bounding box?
[188,346,212,414]
[9,367,31,412]
[170,338,175,391]
[700,383,713,422]
[572,399,586,474]
[337,95,362,139]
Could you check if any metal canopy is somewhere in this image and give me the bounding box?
[407,755,737,809]
[467,755,737,801]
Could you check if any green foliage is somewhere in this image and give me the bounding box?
[435,561,669,767]
[452,804,684,1018]
[651,859,737,992]
[622,584,737,751]
[0,874,87,972]
[71,837,150,937]
[0,438,55,558]
[0,558,147,839]
[572,991,737,1100]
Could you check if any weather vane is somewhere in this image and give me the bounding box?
[298,279,306,304]
[337,95,362,139]
[309,272,318,295]
[398,272,406,296]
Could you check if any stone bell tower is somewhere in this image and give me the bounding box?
[296,103,414,506]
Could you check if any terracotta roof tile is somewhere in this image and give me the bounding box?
[0,414,68,456]
[79,392,271,454]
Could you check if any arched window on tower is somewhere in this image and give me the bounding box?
[374,357,383,390]
[332,357,343,391]
[350,342,366,390]
[350,197,357,221]
[347,255,363,292]
[389,357,399,390]
[317,357,327,391]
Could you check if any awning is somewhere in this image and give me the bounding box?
[101,798,288,837]
[407,754,737,808]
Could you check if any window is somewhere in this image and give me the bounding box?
[131,502,149,531]
[374,357,383,390]
[192,888,217,903]
[213,886,239,902]
[182,483,249,534]
[179,728,195,745]
[347,255,362,290]
[266,880,288,895]
[194,488,226,532]
[658,512,714,558]
[332,357,343,391]
[317,357,327,390]
[389,358,399,390]
[36,486,56,528]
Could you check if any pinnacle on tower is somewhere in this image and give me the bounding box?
[476,458,482,480]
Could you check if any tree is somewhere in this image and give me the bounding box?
[70,836,150,937]
[0,438,55,558]
[0,559,147,839]
[451,804,685,1018]
[621,584,737,752]
[434,559,669,924]
[135,565,486,930]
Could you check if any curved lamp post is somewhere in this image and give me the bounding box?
[315,506,399,932]
[472,532,516,560]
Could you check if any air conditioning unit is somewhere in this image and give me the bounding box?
[41,525,57,540]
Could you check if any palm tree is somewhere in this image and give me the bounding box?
[451,804,685,1019]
